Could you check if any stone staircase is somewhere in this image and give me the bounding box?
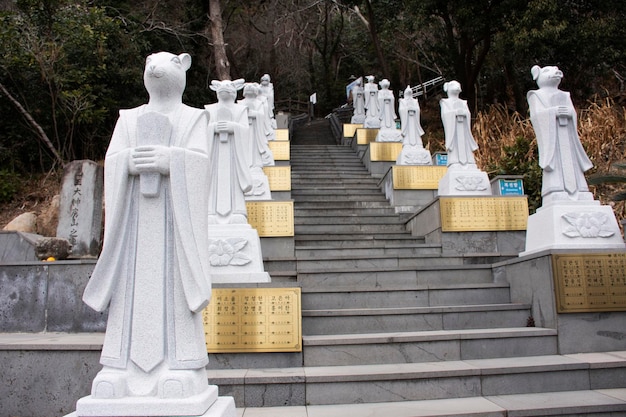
[207,142,626,415]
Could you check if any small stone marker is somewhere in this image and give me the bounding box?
[56,160,103,258]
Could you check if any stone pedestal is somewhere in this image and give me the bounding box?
[67,389,236,417]
[396,145,432,166]
[208,224,271,283]
[245,167,272,201]
[375,128,402,142]
[362,142,402,178]
[438,166,491,196]
[56,160,104,258]
[380,166,446,213]
[521,200,626,256]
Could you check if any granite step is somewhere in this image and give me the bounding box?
[300,283,512,309]
[301,303,532,335]
[294,235,427,248]
[294,200,393,209]
[294,223,407,234]
[207,352,626,407]
[295,244,440,257]
[237,389,626,416]
[294,207,398,217]
[302,328,558,366]
[291,187,385,195]
[296,254,465,271]
[294,215,405,225]
[291,194,389,202]
[297,264,495,288]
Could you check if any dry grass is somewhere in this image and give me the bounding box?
[472,99,626,233]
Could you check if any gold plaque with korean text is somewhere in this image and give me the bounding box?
[356,128,378,145]
[203,288,302,352]
[343,124,362,138]
[369,142,403,161]
[268,141,290,160]
[392,165,448,189]
[246,200,294,237]
[263,166,291,191]
[275,129,289,141]
[439,197,528,232]
[552,253,626,313]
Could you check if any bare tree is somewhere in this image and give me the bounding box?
[208,0,231,80]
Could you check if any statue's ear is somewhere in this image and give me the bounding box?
[233,78,245,91]
[179,53,192,71]
[443,82,449,93]
[531,65,541,81]
[210,80,221,92]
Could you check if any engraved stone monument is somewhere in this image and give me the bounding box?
[396,86,432,165]
[438,81,491,196]
[239,82,273,200]
[204,79,270,283]
[521,66,625,255]
[56,160,103,257]
[70,52,236,417]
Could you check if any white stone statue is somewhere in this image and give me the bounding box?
[521,65,625,256]
[375,78,402,142]
[259,73,277,129]
[363,75,381,128]
[350,78,366,124]
[78,52,233,416]
[239,82,273,199]
[205,79,253,224]
[396,86,431,165]
[440,81,478,167]
[528,65,594,203]
[438,81,490,195]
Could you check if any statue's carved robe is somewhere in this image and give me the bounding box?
[204,103,252,218]
[364,83,379,118]
[83,104,211,372]
[351,86,365,122]
[440,98,478,166]
[399,98,425,147]
[378,89,396,129]
[240,96,274,168]
[528,89,593,197]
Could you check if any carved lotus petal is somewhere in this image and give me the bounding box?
[208,238,251,266]
[562,212,615,238]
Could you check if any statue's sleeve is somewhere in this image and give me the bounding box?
[440,100,456,150]
[233,107,253,193]
[528,91,556,170]
[462,101,479,151]
[83,111,136,312]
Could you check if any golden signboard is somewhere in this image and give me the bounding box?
[268,141,290,160]
[356,128,378,145]
[246,200,294,237]
[203,288,302,352]
[263,166,291,191]
[369,142,403,161]
[275,129,289,141]
[439,196,528,232]
[552,253,626,313]
[343,123,362,138]
[392,165,448,190]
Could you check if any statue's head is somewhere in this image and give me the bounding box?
[443,81,461,96]
[379,79,390,89]
[366,75,375,83]
[210,79,245,103]
[260,74,271,85]
[531,65,562,89]
[404,86,413,99]
[243,82,260,98]
[143,52,191,99]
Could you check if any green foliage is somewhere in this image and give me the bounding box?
[0,170,21,203]
[488,137,543,213]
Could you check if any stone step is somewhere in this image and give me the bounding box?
[292,194,389,202]
[294,200,393,209]
[237,390,626,415]
[301,303,532,335]
[208,352,626,407]
[294,235,426,248]
[291,187,384,195]
[296,254,464,271]
[294,223,407,234]
[302,328,558,366]
[295,244,440,258]
[294,207,398,217]
[300,283,512,310]
[294,215,404,225]
[297,264,494,289]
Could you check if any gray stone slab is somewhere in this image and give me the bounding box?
[0,264,47,332]
[0,231,41,262]
[480,369,591,396]
[208,352,303,370]
[259,236,294,259]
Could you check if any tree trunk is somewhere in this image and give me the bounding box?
[0,81,64,166]
[208,0,231,80]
